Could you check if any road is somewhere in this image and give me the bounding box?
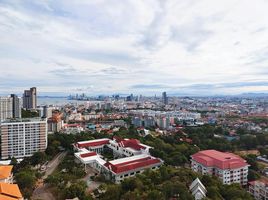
[44,151,67,179]
[32,151,67,200]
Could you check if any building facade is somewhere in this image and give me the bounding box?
[191,150,249,185]
[74,137,163,183]
[249,179,268,200]
[162,91,168,105]
[0,97,13,122]
[23,87,37,109]
[0,118,47,159]
[11,94,21,118]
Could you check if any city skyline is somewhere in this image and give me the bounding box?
[1,0,268,96]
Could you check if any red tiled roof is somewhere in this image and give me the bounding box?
[104,157,161,174]
[80,152,97,158]
[0,183,22,199]
[77,139,110,148]
[118,139,146,150]
[249,179,268,186]
[191,150,248,170]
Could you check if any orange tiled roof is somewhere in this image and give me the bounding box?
[0,194,19,200]
[0,182,23,199]
[0,165,13,179]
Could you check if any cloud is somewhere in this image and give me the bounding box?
[0,0,268,96]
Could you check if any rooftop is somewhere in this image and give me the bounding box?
[0,182,22,200]
[76,138,110,148]
[0,165,13,179]
[1,117,46,124]
[104,154,162,174]
[191,150,248,170]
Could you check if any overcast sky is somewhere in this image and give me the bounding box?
[0,0,268,96]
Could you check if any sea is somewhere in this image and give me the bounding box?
[37,97,86,106]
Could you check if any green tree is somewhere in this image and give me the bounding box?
[64,181,87,200]
[31,151,47,166]
[15,169,36,198]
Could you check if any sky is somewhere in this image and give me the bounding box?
[0,0,268,96]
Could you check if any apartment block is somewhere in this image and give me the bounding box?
[23,87,37,109]
[0,97,13,122]
[191,150,249,185]
[0,118,47,159]
[249,179,268,200]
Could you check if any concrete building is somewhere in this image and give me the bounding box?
[0,118,47,159]
[10,94,21,118]
[23,87,37,109]
[162,91,168,105]
[43,106,53,118]
[74,137,163,183]
[62,124,84,134]
[249,179,268,200]
[0,97,13,122]
[191,150,249,185]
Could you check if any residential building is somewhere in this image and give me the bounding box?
[191,150,249,185]
[162,91,168,105]
[0,118,47,159]
[43,106,53,118]
[189,178,207,200]
[10,94,21,118]
[62,124,84,134]
[23,87,37,109]
[248,179,268,200]
[0,97,13,122]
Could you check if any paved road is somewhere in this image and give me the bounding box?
[44,151,67,179]
[32,151,67,200]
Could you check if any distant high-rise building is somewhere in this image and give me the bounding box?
[43,106,53,118]
[126,94,132,101]
[0,118,47,159]
[162,92,168,105]
[10,94,21,118]
[23,87,37,109]
[0,97,13,122]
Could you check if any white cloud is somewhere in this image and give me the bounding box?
[0,0,268,95]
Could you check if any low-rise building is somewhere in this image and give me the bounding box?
[191,150,249,185]
[62,124,84,134]
[249,179,268,200]
[74,137,163,183]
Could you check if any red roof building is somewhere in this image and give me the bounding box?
[191,150,249,185]
[74,137,163,183]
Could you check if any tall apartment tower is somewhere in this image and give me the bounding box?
[0,118,47,159]
[10,94,21,118]
[23,87,37,109]
[162,92,168,105]
[0,97,13,122]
